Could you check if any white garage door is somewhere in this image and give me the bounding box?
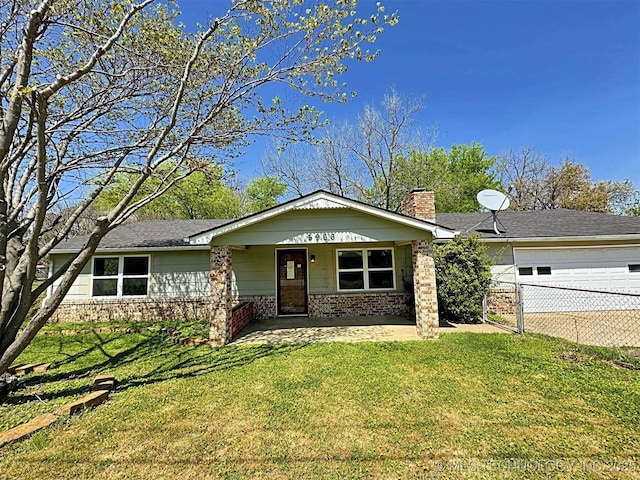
[514,246,640,312]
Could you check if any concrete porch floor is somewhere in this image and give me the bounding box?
[230,316,509,345]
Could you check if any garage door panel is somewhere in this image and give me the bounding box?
[515,246,640,313]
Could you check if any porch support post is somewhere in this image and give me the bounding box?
[209,245,233,346]
[412,239,439,339]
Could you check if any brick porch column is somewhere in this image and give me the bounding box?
[209,245,233,346]
[412,239,439,339]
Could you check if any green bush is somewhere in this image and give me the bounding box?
[434,235,492,323]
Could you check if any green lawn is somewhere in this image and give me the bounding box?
[1,327,639,479]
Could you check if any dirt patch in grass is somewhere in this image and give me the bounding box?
[556,344,640,371]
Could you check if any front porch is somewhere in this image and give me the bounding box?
[231,315,417,344]
[230,315,508,345]
[186,190,458,346]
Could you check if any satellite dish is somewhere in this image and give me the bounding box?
[476,189,510,235]
[477,189,510,211]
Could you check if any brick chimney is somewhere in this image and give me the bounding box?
[401,189,435,222]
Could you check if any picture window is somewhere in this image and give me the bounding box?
[337,248,394,290]
[92,256,149,297]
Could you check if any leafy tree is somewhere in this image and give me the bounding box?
[243,176,287,213]
[433,236,493,323]
[498,147,637,213]
[0,0,397,376]
[94,164,241,219]
[388,142,501,212]
[626,199,640,216]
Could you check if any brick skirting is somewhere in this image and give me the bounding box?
[230,302,254,338]
[237,292,411,319]
[237,296,277,319]
[51,291,411,331]
[486,287,518,316]
[308,292,411,317]
[50,297,214,323]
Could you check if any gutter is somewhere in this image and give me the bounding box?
[50,245,211,255]
[479,234,640,243]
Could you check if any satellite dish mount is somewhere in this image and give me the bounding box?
[476,189,510,235]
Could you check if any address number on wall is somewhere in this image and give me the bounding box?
[305,232,336,242]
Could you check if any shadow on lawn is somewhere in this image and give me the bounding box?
[7,331,306,405]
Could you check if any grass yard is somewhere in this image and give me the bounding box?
[0,327,639,479]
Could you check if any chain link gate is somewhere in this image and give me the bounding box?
[485,281,640,348]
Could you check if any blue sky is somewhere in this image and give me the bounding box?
[178,1,640,186]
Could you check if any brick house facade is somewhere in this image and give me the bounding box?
[49,190,457,345]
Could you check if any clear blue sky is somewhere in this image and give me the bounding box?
[178,0,640,186]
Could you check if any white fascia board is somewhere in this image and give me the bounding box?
[480,235,640,244]
[513,243,640,251]
[187,191,458,244]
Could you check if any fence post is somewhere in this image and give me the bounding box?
[516,283,525,334]
[482,292,488,323]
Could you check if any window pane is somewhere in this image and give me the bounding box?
[123,278,148,296]
[94,258,119,276]
[124,257,149,275]
[537,266,551,275]
[518,267,533,276]
[368,249,392,269]
[369,270,394,289]
[629,264,640,273]
[93,279,117,296]
[339,272,364,290]
[338,251,363,270]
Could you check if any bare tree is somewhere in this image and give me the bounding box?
[498,147,637,213]
[353,89,425,209]
[0,0,397,375]
[263,88,428,208]
[497,146,551,210]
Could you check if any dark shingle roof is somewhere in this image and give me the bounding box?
[437,209,640,239]
[52,219,230,251]
[51,208,640,253]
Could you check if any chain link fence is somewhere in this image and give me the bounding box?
[484,281,640,348]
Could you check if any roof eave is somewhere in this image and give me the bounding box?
[50,245,211,255]
[479,234,640,243]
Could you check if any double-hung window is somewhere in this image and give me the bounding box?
[337,248,395,291]
[92,256,150,297]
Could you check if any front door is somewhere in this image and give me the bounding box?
[277,249,308,315]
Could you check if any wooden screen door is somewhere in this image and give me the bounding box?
[277,249,308,315]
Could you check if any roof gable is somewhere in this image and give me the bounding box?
[187,190,457,245]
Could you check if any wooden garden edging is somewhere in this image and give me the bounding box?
[0,373,116,448]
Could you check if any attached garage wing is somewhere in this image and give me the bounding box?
[514,246,640,313]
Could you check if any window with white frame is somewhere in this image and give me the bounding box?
[337,248,395,291]
[92,256,149,297]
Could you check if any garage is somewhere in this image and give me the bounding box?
[514,245,640,312]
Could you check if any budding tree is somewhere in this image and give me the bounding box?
[498,146,637,213]
[0,0,397,374]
